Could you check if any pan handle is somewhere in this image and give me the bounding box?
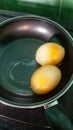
[44,100,73,130]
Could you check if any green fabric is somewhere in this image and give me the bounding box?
[0,0,73,34]
[0,0,73,21]
[0,0,59,20]
[59,0,73,21]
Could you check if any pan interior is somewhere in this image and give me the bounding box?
[0,38,43,96]
[0,17,73,107]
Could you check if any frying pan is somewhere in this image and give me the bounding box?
[0,15,73,129]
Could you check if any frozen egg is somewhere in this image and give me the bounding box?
[36,42,65,65]
[31,65,61,95]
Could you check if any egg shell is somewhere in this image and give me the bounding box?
[36,42,65,65]
[31,65,61,95]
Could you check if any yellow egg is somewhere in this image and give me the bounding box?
[31,65,61,95]
[36,42,65,65]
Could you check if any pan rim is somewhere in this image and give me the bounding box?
[0,75,73,108]
[0,14,73,45]
[0,15,73,108]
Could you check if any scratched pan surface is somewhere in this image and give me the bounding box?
[0,15,73,108]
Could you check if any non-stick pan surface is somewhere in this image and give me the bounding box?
[0,15,73,108]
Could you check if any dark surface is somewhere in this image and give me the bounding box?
[0,103,51,130]
[0,10,73,130]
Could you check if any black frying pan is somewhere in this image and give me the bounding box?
[0,15,73,129]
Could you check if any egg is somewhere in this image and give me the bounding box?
[35,42,65,65]
[31,65,61,95]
